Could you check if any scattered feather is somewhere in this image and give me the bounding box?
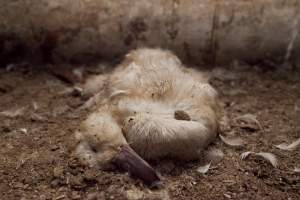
[293,167,300,173]
[234,113,262,131]
[32,101,39,111]
[275,138,300,151]
[241,151,278,168]
[223,194,232,199]
[0,107,26,118]
[30,113,46,122]
[219,134,244,147]
[196,163,211,174]
[58,86,83,97]
[19,128,27,134]
[256,152,278,168]
[240,151,254,160]
[72,68,84,81]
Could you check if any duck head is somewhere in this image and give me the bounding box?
[75,109,161,187]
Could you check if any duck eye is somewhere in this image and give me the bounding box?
[128,118,134,122]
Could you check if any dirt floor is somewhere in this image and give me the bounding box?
[0,63,299,200]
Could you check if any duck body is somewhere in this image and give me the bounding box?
[109,48,220,160]
[75,48,220,184]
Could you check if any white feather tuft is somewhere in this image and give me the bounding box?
[72,68,84,81]
[240,151,254,160]
[241,152,278,168]
[32,101,39,111]
[255,152,278,168]
[293,167,300,173]
[197,163,211,174]
[19,128,28,134]
[275,138,300,151]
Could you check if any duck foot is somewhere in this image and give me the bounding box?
[112,145,162,188]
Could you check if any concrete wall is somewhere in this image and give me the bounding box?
[0,0,299,66]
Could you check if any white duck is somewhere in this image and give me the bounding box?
[75,48,220,186]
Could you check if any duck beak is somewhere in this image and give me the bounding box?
[112,145,162,188]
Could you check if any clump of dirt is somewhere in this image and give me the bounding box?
[0,64,299,199]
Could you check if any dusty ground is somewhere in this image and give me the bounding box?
[0,64,299,200]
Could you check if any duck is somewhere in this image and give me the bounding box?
[75,48,221,186]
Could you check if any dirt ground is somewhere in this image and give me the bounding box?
[0,63,299,200]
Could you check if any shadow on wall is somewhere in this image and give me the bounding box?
[0,34,26,66]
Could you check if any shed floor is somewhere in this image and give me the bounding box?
[0,64,299,200]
